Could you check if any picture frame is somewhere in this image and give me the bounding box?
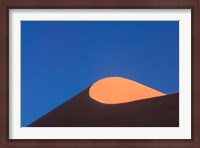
[0,0,199,147]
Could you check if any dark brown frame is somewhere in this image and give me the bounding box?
[0,0,199,147]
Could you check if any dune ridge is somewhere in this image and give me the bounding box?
[89,77,165,104]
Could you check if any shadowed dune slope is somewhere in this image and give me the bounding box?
[29,88,179,127]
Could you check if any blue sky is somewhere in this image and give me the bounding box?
[21,21,179,126]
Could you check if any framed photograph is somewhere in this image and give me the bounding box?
[1,0,199,147]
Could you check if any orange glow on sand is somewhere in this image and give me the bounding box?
[89,77,165,104]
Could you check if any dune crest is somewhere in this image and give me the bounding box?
[89,77,165,104]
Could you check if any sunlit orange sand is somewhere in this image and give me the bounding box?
[89,77,165,104]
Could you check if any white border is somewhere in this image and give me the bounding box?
[9,9,191,139]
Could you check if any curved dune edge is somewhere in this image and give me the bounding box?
[89,77,165,104]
